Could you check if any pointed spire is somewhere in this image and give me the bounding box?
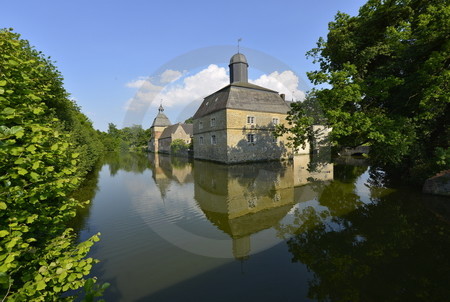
[158,102,164,113]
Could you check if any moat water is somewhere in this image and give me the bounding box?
[72,152,450,302]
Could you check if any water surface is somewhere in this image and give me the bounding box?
[73,152,450,301]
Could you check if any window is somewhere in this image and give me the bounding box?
[199,136,204,145]
[247,134,255,143]
[247,116,255,124]
[210,117,216,127]
[272,118,279,125]
[199,121,203,129]
[211,135,217,145]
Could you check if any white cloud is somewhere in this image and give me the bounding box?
[124,66,305,113]
[251,70,306,102]
[125,64,228,112]
[160,69,183,83]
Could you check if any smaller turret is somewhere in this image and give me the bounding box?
[229,53,249,83]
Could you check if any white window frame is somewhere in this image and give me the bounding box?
[247,133,256,143]
[247,116,255,124]
[211,135,217,145]
[272,117,279,125]
[210,117,216,127]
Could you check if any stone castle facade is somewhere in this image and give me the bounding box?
[149,52,319,163]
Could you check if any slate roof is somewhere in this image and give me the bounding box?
[193,82,290,119]
[230,53,248,64]
[151,112,172,127]
[159,123,193,139]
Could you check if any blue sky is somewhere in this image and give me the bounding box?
[1,0,367,131]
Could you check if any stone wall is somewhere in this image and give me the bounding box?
[148,126,165,153]
[193,108,295,163]
[193,110,228,162]
[158,125,192,154]
[225,109,293,163]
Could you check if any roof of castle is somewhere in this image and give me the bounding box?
[151,104,172,127]
[160,123,193,139]
[193,82,290,119]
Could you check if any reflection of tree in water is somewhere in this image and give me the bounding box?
[278,170,450,301]
[69,152,151,233]
[68,159,103,234]
[104,152,150,176]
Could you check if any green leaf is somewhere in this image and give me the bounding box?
[32,161,40,170]
[36,280,46,290]
[17,167,28,175]
[30,172,39,180]
[2,107,14,115]
[0,80,6,86]
[0,202,6,210]
[4,254,15,264]
[0,230,9,237]
[26,145,37,152]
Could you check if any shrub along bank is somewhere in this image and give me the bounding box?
[0,29,106,301]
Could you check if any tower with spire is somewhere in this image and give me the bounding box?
[148,104,172,153]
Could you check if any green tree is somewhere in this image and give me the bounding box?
[170,138,190,155]
[0,29,106,300]
[100,123,151,152]
[288,0,449,182]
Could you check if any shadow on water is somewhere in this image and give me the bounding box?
[72,151,450,302]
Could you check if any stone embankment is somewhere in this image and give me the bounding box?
[423,170,450,197]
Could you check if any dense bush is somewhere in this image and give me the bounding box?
[0,29,106,300]
[170,139,190,155]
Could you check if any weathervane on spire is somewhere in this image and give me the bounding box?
[237,38,242,53]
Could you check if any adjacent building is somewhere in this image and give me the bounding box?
[148,104,192,154]
[158,123,193,154]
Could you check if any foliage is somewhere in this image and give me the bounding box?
[0,29,105,300]
[289,0,450,182]
[170,138,190,155]
[184,116,193,124]
[99,123,150,152]
[275,97,327,150]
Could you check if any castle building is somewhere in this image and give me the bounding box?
[148,104,192,154]
[192,52,294,163]
[158,123,193,154]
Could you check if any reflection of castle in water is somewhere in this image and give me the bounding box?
[148,153,333,259]
[194,160,295,259]
[148,153,194,199]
